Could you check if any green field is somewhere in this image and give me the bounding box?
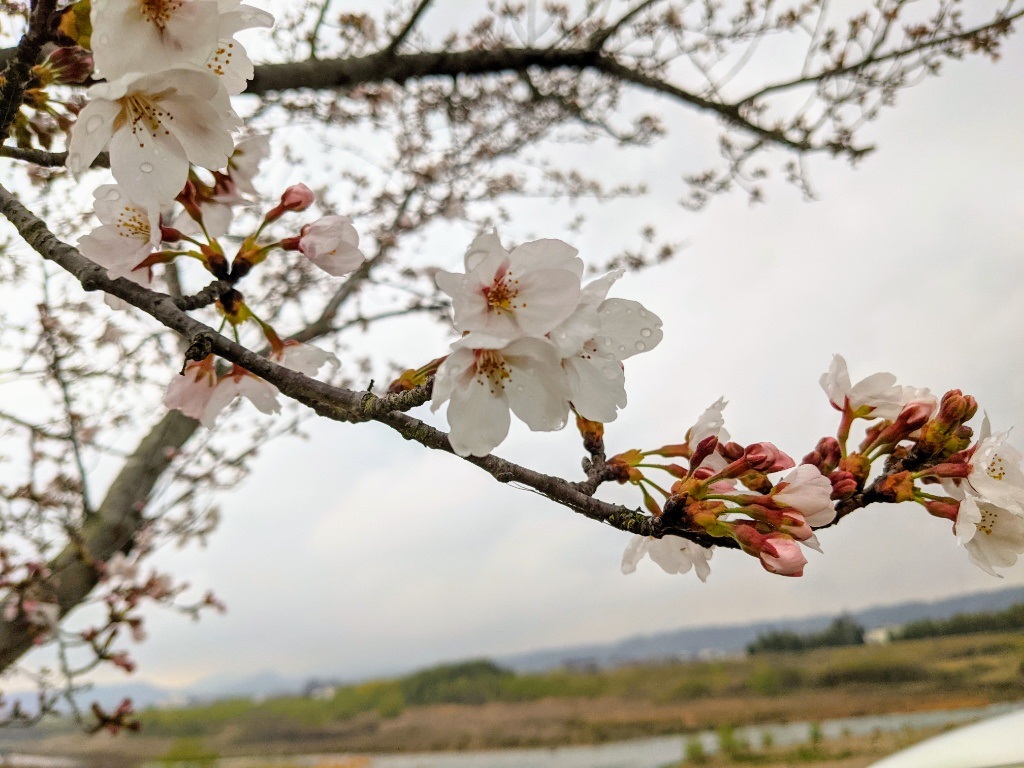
[18,630,1024,765]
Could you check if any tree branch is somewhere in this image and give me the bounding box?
[247,48,842,156]
[0,0,57,140]
[385,0,434,54]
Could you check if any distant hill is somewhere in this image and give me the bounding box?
[498,585,1024,672]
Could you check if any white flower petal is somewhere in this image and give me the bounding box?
[592,299,663,361]
[565,350,625,424]
[446,377,511,457]
[66,99,119,174]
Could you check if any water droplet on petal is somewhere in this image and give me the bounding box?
[516,385,525,393]
[140,162,154,173]
[104,188,121,201]
[618,345,626,353]
[602,338,612,347]
[98,34,111,46]
[638,309,648,318]
[640,329,652,338]
[85,115,104,134]
[634,341,646,352]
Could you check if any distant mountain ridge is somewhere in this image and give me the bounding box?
[497,585,1024,672]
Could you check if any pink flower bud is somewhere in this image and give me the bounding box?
[280,183,315,211]
[744,442,795,473]
[720,441,744,461]
[689,435,718,474]
[758,533,807,577]
[924,499,960,521]
[829,470,858,499]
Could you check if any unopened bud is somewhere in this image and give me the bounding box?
[689,435,718,472]
[264,184,315,222]
[829,470,858,499]
[281,184,315,210]
[896,400,934,433]
[744,442,795,473]
[923,498,960,521]
[938,389,974,425]
[720,441,744,461]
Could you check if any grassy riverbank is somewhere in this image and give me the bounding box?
[16,630,1024,766]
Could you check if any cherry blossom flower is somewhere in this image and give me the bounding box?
[436,231,583,340]
[91,0,220,79]
[955,495,1024,576]
[206,0,276,94]
[820,354,934,421]
[621,535,713,581]
[90,0,273,93]
[567,299,663,423]
[966,421,1024,516]
[431,335,570,457]
[67,70,240,207]
[293,215,365,276]
[272,341,339,377]
[164,357,219,426]
[78,185,160,279]
[203,367,281,426]
[772,464,836,527]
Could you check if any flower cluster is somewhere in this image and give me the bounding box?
[615,355,1024,581]
[617,399,835,581]
[66,0,272,211]
[429,232,663,457]
[815,355,1024,576]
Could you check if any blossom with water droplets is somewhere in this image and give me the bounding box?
[436,231,583,341]
[90,0,273,93]
[431,335,569,457]
[546,270,662,422]
[67,70,239,208]
[621,535,713,581]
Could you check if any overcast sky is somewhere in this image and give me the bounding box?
[11,3,1024,691]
